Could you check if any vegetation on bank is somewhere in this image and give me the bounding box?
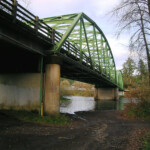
[120,57,150,121]
[60,96,70,104]
[120,57,150,148]
[60,79,94,97]
[124,101,150,121]
[0,109,70,125]
[123,75,150,121]
[60,89,94,97]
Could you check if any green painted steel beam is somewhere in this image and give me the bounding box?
[93,25,101,71]
[81,17,93,68]
[41,12,123,89]
[80,20,83,63]
[54,13,82,52]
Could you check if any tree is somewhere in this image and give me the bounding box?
[122,57,136,88]
[138,59,147,76]
[72,81,92,89]
[111,0,150,85]
[122,57,136,77]
[60,79,70,87]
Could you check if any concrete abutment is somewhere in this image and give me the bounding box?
[0,73,40,110]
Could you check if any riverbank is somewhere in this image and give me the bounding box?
[0,109,70,125]
[60,96,70,104]
[0,110,150,150]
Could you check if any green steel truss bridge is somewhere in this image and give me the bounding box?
[0,0,123,90]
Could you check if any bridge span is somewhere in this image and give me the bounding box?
[0,0,123,114]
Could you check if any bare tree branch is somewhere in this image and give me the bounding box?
[110,0,150,84]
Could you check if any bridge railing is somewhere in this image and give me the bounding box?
[0,0,55,42]
[0,0,93,68]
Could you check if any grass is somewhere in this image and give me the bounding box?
[143,141,150,150]
[60,96,70,103]
[0,109,70,125]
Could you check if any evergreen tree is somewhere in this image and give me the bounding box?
[122,57,136,88]
[138,59,147,76]
[122,57,136,77]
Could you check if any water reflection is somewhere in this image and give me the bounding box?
[60,96,132,114]
[95,100,118,110]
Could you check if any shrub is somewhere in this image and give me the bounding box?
[125,101,150,120]
[124,76,150,120]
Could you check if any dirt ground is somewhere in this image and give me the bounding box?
[0,110,150,150]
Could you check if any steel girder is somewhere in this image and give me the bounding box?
[41,13,123,90]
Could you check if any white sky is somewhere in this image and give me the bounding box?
[19,0,130,70]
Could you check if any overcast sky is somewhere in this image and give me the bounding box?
[19,0,130,70]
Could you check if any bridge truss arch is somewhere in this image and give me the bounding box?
[42,13,123,90]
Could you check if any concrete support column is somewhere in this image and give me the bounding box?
[114,88,119,101]
[44,58,61,115]
[95,87,119,101]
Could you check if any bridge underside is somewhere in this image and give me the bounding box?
[0,42,40,73]
[0,41,115,88]
[0,50,115,88]
[60,54,116,88]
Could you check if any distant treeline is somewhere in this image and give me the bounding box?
[60,78,94,97]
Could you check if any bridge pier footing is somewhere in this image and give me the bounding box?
[44,56,61,115]
[94,87,119,101]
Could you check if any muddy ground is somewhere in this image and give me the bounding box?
[0,110,150,150]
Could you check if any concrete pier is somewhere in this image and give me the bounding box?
[114,88,119,101]
[44,56,61,115]
[94,88,98,100]
[94,87,119,101]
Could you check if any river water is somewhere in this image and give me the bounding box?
[60,96,136,114]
